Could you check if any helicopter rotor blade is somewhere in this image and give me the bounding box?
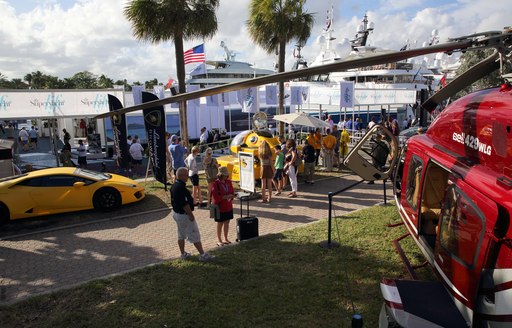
[95,40,476,119]
[95,30,512,119]
[421,52,501,113]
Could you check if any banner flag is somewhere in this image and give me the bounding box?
[238,87,258,113]
[108,94,130,169]
[187,85,200,107]
[142,92,167,185]
[440,73,447,87]
[265,85,278,105]
[165,78,174,89]
[188,63,206,75]
[219,93,228,106]
[153,85,165,99]
[206,94,219,107]
[131,85,144,105]
[301,86,310,103]
[290,86,303,105]
[219,92,235,106]
[340,81,355,108]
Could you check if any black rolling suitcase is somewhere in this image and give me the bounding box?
[236,194,259,241]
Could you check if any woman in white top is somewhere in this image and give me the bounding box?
[185,146,204,206]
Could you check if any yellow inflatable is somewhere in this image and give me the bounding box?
[217,130,279,181]
[216,113,301,181]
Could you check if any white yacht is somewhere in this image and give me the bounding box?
[181,42,278,138]
[186,41,274,87]
[307,13,435,92]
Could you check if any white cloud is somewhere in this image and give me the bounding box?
[0,0,511,84]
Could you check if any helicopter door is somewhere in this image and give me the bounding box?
[343,124,398,182]
[435,178,498,316]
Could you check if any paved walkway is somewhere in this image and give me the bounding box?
[0,174,390,305]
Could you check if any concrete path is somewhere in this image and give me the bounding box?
[0,174,390,304]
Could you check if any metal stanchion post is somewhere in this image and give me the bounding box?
[319,180,364,249]
[383,178,387,205]
[320,192,340,249]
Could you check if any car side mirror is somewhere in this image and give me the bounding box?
[73,181,85,188]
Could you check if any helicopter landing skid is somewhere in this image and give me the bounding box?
[392,232,422,280]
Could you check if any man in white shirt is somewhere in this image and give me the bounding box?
[129,136,144,170]
[18,127,29,151]
[337,118,345,130]
[77,139,88,168]
[199,127,208,151]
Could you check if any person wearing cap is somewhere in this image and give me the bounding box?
[170,167,214,261]
[211,166,236,246]
[202,147,219,207]
[185,145,204,206]
[169,135,187,181]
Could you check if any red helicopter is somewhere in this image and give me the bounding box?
[97,28,512,328]
[344,35,512,326]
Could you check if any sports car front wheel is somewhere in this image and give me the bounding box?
[93,188,121,211]
[0,203,10,225]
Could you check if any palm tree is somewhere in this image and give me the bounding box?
[30,71,45,89]
[247,0,313,136]
[23,73,32,88]
[0,72,8,88]
[145,78,159,90]
[124,0,219,146]
[97,74,114,89]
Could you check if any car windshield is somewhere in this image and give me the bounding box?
[74,168,111,181]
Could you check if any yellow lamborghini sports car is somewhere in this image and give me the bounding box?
[0,167,145,223]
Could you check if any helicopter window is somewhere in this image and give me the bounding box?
[439,184,484,268]
[418,164,449,247]
[420,164,449,215]
[405,156,423,211]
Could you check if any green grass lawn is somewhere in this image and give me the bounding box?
[0,204,434,327]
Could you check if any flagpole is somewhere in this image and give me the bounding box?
[204,41,208,88]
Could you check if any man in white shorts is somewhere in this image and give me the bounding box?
[170,167,214,261]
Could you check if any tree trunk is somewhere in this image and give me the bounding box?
[278,41,286,137]
[174,36,189,147]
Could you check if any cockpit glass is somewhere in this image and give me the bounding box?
[230,130,251,147]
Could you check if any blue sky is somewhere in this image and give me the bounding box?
[1,0,511,83]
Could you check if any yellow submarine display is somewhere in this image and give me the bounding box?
[216,112,301,181]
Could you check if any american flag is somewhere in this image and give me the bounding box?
[183,44,205,65]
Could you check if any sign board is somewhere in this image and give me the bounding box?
[0,90,125,119]
[238,152,255,193]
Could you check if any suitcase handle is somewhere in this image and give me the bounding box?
[239,195,250,218]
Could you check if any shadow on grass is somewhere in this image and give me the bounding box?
[0,206,435,328]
